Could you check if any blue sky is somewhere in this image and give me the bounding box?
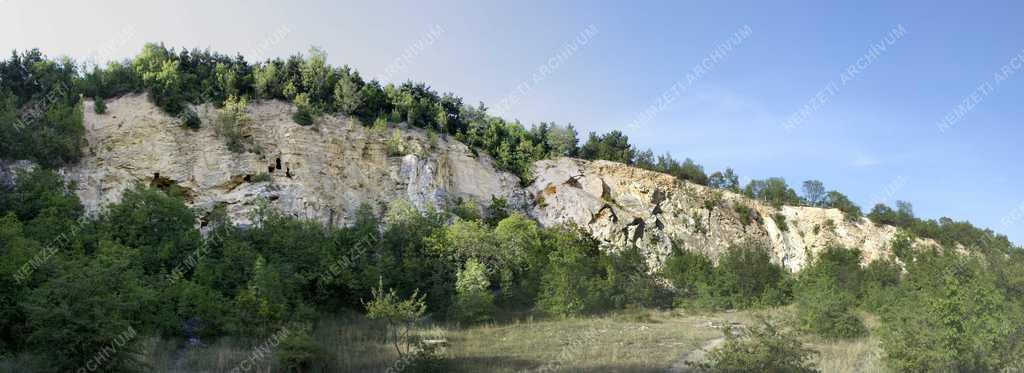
[2,0,1023,243]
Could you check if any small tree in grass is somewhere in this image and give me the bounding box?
[364,279,427,358]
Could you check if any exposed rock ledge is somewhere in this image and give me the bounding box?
[0,94,936,272]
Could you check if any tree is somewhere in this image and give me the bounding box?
[364,279,428,358]
[452,258,495,323]
[801,180,826,206]
[24,241,153,372]
[579,130,635,164]
[545,123,579,157]
[823,191,862,221]
[709,168,740,192]
[333,69,361,115]
[880,255,1024,371]
[744,178,800,208]
[99,185,202,276]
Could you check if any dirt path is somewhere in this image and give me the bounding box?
[667,336,726,373]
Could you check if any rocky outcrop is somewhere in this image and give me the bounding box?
[527,158,934,271]
[3,94,933,272]
[66,94,525,228]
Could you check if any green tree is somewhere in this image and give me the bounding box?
[99,185,201,276]
[364,279,428,358]
[801,180,825,206]
[709,168,740,192]
[823,191,862,221]
[452,258,495,323]
[333,69,361,115]
[24,241,153,373]
[880,254,1024,371]
[579,130,635,164]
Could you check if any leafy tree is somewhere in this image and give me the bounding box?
[333,68,361,115]
[452,258,495,323]
[744,178,800,208]
[93,96,107,114]
[801,180,825,206]
[880,253,1024,371]
[579,130,635,164]
[709,168,740,192]
[796,246,868,339]
[23,241,153,373]
[364,279,428,359]
[99,185,201,276]
[537,227,610,316]
[868,203,897,225]
[702,242,790,309]
[823,190,862,221]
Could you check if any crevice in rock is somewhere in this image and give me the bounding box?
[600,179,613,202]
[564,175,583,189]
[652,202,663,215]
[651,188,666,205]
[589,204,618,225]
[625,217,646,244]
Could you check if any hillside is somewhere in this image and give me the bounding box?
[3,94,935,272]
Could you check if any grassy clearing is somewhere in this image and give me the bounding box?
[94,308,888,372]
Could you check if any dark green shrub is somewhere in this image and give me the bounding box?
[700,242,790,309]
[773,212,788,232]
[796,276,867,339]
[661,245,713,298]
[181,107,201,129]
[277,325,331,372]
[293,105,314,126]
[93,96,107,114]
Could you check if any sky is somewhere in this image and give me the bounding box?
[2,0,1023,243]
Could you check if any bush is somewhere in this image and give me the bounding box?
[277,325,331,372]
[796,276,867,339]
[697,316,819,373]
[181,106,201,129]
[537,229,611,317]
[93,96,107,114]
[773,212,788,232]
[700,242,790,309]
[661,245,713,298]
[879,254,1024,371]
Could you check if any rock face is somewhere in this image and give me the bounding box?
[3,94,931,272]
[66,94,525,228]
[527,158,924,271]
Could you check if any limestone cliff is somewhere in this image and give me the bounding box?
[2,94,933,271]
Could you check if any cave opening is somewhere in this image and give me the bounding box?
[276,158,282,170]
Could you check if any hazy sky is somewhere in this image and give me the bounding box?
[3,0,1023,243]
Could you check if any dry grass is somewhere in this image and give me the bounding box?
[130,307,890,372]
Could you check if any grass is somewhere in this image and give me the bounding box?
[4,307,889,372]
